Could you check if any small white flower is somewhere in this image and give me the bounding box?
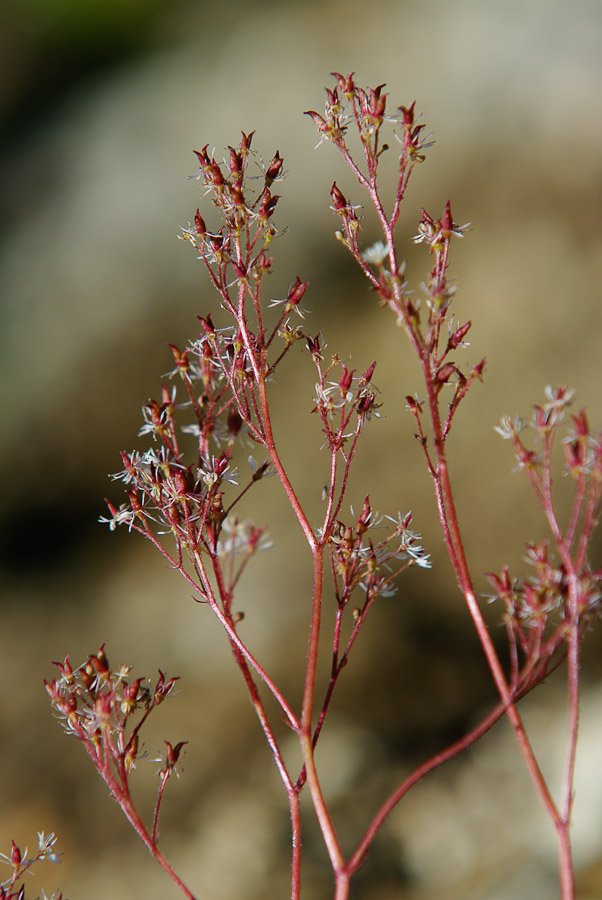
[361,241,390,266]
[494,415,525,440]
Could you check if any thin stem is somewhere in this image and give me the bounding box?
[299,550,345,873]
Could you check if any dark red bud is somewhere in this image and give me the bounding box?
[210,161,225,187]
[240,131,254,153]
[193,146,210,168]
[435,363,456,384]
[194,210,206,236]
[448,321,472,350]
[339,365,355,393]
[259,189,279,218]
[331,71,355,94]
[306,333,322,356]
[357,496,372,534]
[165,740,188,767]
[89,644,110,676]
[265,151,283,185]
[11,841,21,867]
[361,361,376,384]
[228,146,242,176]
[229,185,245,207]
[330,182,347,211]
[398,102,416,126]
[198,314,216,337]
[125,678,143,702]
[442,201,454,233]
[287,276,308,306]
[127,490,143,512]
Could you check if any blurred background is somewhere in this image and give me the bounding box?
[1,0,602,898]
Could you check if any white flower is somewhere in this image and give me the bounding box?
[361,241,390,266]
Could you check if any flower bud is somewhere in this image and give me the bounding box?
[287,276,308,306]
[194,210,206,236]
[264,151,283,186]
[330,182,347,211]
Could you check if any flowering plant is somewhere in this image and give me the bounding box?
[41,73,601,900]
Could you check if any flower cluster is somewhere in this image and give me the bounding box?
[0,833,62,900]
[487,387,602,689]
[328,498,430,611]
[45,647,181,813]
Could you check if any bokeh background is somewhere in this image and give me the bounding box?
[1,1,602,898]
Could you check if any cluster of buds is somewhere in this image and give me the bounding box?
[328,498,430,610]
[312,356,381,446]
[305,72,433,164]
[0,833,62,900]
[45,647,181,808]
[101,138,315,582]
[488,387,602,687]
[307,75,481,453]
[180,132,284,295]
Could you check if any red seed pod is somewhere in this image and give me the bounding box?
[155,670,180,703]
[287,276,308,306]
[89,644,110,677]
[405,395,423,414]
[306,333,322,357]
[398,102,416,127]
[174,471,189,496]
[441,200,454,235]
[360,361,376,384]
[198,313,216,337]
[264,151,283,186]
[330,182,347,211]
[368,84,387,117]
[325,88,337,108]
[165,740,188,770]
[356,496,372,535]
[339,364,355,394]
[229,185,245,208]
[194,209,206,236]
[240,130,254,155]
[193,146,210,169]
[53,654,74,682]
[209,232,224,252]
[435,363,456,384]
[448,321,472,350]
[11,840,22,867]
[168,343,189,372]
[331,71,355,94]
[209,161,225,187]
[125,733,139,772]
[127,490,143,512]
[228,146,242,178]
[124,678,144,703]
[259,190,279,219]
